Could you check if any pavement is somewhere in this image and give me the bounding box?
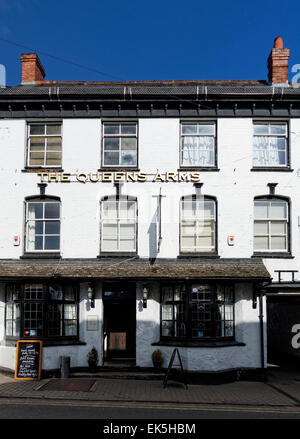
[1,362,300,410]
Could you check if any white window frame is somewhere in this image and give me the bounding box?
[180,121,216,168]
[100,197,137,253]
[254,199,289,252]
[252,121,288,168]
[27,122,62,168]
[25,199,61,253]
[180,196,216,253]
[102,122,138,168]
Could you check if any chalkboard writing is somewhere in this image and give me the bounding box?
[15,340,43,380]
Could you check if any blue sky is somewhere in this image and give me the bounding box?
[0,0,300,85]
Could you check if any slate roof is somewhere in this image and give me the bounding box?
[0,258,270,281]
[1,82,300,98]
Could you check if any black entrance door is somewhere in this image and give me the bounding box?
[103,283,136,360]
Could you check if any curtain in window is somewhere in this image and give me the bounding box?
[182,136,214,166]
[27,203,37,251]
[253,136,282,166]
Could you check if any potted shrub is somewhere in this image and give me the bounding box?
[152,349,163,369]
[87,346,98,372]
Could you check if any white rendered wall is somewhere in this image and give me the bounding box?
[0,116,297,372]
[136,282,266,371]
[0,117,298,276]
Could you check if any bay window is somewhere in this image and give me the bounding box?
[5,283,78,341]
[161,282,234,340]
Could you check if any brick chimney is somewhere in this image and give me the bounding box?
[267,36,290,85]
[20,53,45,84]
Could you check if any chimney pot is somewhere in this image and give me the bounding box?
[274,36,284,49]
[267,36,290,84]
[20,53,45,84]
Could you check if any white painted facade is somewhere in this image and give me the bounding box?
[1,115,299,374]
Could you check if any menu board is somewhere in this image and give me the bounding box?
[14,340,43,380]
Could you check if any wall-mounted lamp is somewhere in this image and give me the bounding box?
[87,283,95,308]
[143,286,148,309]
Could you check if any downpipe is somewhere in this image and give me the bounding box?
[259,292,267,381]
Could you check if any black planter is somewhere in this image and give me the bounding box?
[88,361,97,373]
[153,361,162,370]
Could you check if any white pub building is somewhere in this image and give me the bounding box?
[0,36,299,379]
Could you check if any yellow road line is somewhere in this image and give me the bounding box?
[0,398,300,415]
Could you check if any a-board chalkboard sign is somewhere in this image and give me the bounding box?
[163,348,188,389]
[15,340,43,380]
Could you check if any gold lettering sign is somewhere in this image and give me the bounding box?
[38,171,201,183]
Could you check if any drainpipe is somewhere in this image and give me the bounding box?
[258,292,266,380]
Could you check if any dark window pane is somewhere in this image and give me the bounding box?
[35,236,43,250]
[23,303,43,337]
[104,138,120,151]
[46,125,61,135]
[35,221,43,234]
[49,285,63,300]
[45,236,60,250]
[104,151,119,166]
[45,221,60,234]
[47,303,62,336]
[30,125,45,135]
[45,203,60,219]
[65,285,76,301]
[104,125,119,135]
[121,124,136,135]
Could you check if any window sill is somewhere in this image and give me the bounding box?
[251,167,293,172]
[22,168,64,173]
[152,340,245,348]
[98,168,140,172]
[21,253,61,259]
[3,339,86,347]
[178,167,220,172]
[97,253,139,259]
[252,253,294,259]
[177,254,220,259]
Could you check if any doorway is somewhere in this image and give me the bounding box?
[103,282,136,365]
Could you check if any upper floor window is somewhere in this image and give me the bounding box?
[180,195,217,254]
[27,123,62,168]
[254,197,289,252]
[25,197,61,252]
[102,123,137,167]
[180,122,216,167]
[253,122,288,168]
[100,196,137,253]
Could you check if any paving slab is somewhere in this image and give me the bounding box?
[0,375,296,407]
